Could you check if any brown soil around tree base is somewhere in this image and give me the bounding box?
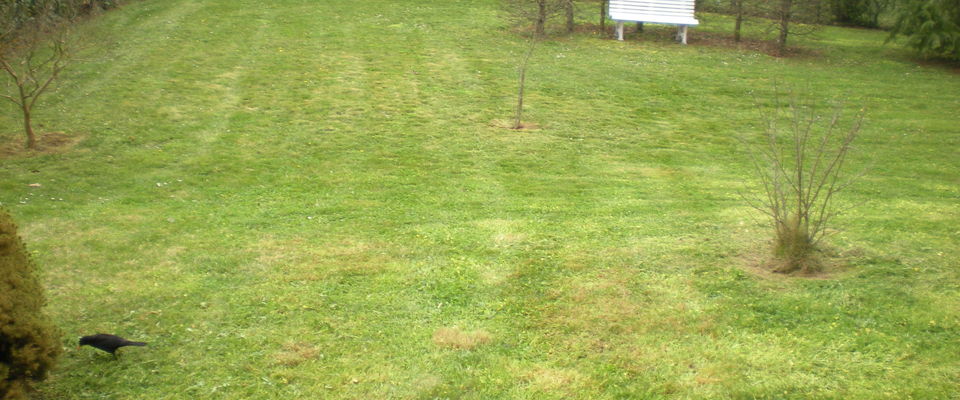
[0,132,81,158]
[736,244,856,280]
[491,119,541,131]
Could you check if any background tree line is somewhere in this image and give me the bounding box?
[1,0,120,35]
[699,0,894,28]
[524,0,956,59]
[699,0,958,59]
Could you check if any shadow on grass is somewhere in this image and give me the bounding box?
[575,22,822,58]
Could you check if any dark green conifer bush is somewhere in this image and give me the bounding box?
[0,209,60,400]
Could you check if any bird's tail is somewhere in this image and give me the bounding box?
[127,341,147,347]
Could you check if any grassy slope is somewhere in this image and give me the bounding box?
[1,0,958,398]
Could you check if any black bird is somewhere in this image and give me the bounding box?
[79,334,147,357]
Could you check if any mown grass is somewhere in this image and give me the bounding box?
[1,0,958,398]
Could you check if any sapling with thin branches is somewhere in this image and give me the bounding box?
[503,0,563,129]
[743,91,865,273]
[512,35,539,129]
[1,9,71,149]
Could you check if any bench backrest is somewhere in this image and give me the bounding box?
[609,0,699,26]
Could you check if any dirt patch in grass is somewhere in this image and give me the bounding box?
[737,245,851,280]
[491,119,541,131]
[0,131,82,158]
[432,326,492,350]
[272,341,320,366]
[690,31,821,58]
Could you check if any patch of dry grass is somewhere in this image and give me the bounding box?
[517,365,589,395]
[273,341,320,367]
[432,326,493,350]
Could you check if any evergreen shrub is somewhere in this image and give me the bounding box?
[0,210,60,400]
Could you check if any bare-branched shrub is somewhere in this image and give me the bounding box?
[1,3,72,149]
[744,91,865,273]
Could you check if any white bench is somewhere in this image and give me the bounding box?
[609,0,699,44]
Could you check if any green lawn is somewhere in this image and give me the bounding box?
[1,0,958,398]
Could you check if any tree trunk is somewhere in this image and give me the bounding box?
[513,37,538,129]
[22,103,36,149]
[565,0,575,33]
[536,0,547,36]
[733,0,743,42]
[600,0,606,31]
[776,0,792,55]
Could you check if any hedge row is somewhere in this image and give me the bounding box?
[1,0,123,38]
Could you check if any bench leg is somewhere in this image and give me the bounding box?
[616,21,624,41]
[678,25,688,44]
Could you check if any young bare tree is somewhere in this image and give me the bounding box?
[720,0,820,54]
[506,0,564,36]
[774,0,794,53]
[769,0,825,55]
[1,5,72,149]
[503,0,563,129]
[744,91,866,273]
[512,35,539,129]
